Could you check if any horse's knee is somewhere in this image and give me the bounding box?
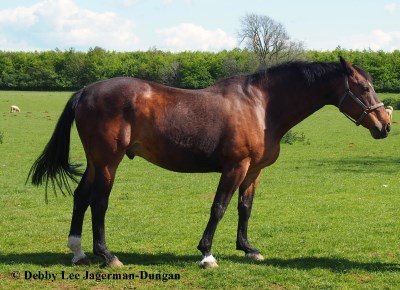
[210,203,227,221]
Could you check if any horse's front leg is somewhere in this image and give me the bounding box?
[197,159,250,269]
[236,170,264,261]
[90,164,123,267]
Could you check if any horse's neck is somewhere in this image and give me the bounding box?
[266,82,335,140]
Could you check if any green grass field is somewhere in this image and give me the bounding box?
[1,91,400,289]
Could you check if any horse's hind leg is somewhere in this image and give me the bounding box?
[90,155,124,267]
[197,159,250,269]
[67,168,93,265]
[236,170,264,261]
[67,157,123,267]
[68,128,126,266]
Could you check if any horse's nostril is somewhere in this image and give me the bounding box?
[386,123,391,132]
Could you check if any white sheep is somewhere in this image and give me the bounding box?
[10,105,21,113]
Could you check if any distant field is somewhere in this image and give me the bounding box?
[0,91,400,289]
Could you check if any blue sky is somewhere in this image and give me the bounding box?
[0,0,399,52]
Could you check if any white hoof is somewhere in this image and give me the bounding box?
[108,257,124,268]
[199,255,219,269]
[245,252,265,261]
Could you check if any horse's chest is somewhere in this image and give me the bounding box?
[251,143,280,170]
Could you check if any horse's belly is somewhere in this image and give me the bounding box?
[150,157,221,173]
[128,139,222,173]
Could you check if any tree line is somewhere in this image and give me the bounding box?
[0,47,399,92]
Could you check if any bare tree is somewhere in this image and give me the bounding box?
[238,13,305,66]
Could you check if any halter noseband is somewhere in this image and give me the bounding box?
[338,76,384,126]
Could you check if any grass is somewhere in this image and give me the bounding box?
[0,91,400,289]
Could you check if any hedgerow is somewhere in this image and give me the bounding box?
[0,47,399,92]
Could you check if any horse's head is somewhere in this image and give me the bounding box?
[337,57,391,139]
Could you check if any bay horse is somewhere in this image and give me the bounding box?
[29,57,391,269]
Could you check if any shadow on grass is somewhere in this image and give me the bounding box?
[0,253,71,267]
[223,255,400,273]
[309,156,400,174]
[0,252,198,268]
[1,252,399,273]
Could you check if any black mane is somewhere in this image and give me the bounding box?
[353,65,373,82]
[249,61,346,87]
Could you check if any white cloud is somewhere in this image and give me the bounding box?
[118,0,140,8]
[0,35,40,51]
[0,0,140,51]
[157,23,236,51]
[384,3,398,14]
[307,29,400,51]
[372,29,393,45]
[0,4,41,28]
[344,29,400,51]
[161,0,193,6]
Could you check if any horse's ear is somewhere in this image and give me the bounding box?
[339,56,354,76]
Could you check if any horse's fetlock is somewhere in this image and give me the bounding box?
[93,244,108,256]
[236,241,244,251]
[197,242,211,255]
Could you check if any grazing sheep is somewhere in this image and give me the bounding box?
[10,105,20,113]
[386,106,393,120]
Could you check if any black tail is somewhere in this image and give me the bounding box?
[28,90,83,201]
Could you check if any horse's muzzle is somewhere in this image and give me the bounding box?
[370,123,391,139]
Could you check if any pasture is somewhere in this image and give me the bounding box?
[1,90,400,289]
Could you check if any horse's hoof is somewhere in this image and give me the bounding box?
[199,255,218,269]
[201,260,219,269]
[108,257,124,268]
[245,252,265,261]
[72,256,91,266]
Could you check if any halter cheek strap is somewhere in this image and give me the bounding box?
[338,77,384,126]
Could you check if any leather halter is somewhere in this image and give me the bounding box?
[338,76,384,126]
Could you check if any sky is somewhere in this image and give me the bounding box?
[0,0,399,52]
